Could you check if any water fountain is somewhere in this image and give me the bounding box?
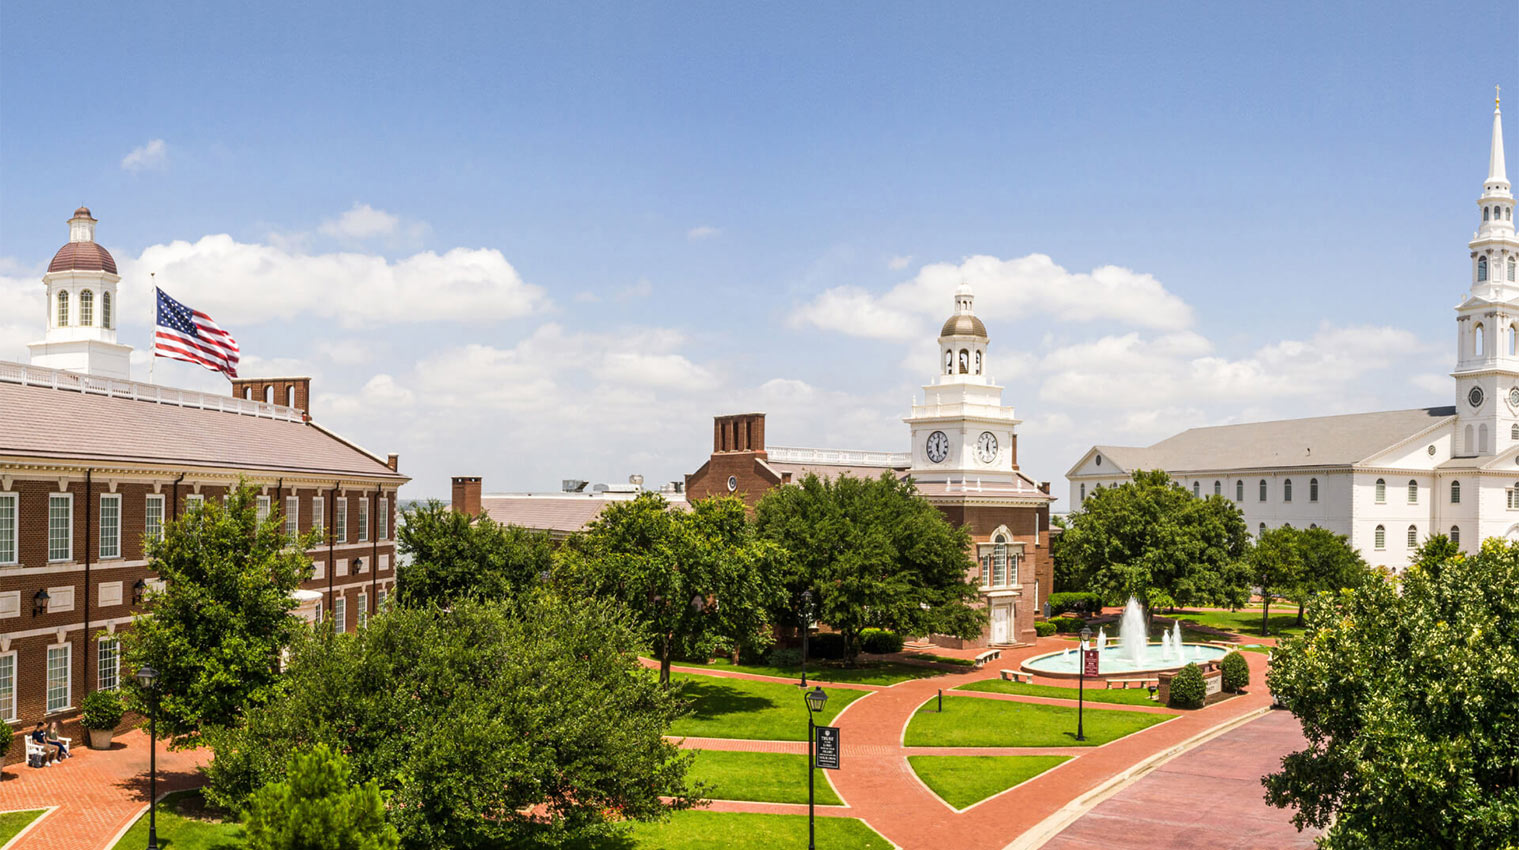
[1096,627,1107,653]
[1020,595,1229,678]
[1160,630,1172,660]
[1173,620,1184,653]
[1120,597,1148,668]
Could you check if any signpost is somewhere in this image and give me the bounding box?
[1077,627,1095,742]
[815,726,841,770]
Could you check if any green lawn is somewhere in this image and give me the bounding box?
[1171,605,1307,638]
[687,749,842,805]
[904,695,1173,747]
[908,755,1069,809]
[0,809,45,845]
[957,678,1159,706]
[110,791,243,850]
[572,811,892,849]
[668,673,867,741]
[678,657,946,686]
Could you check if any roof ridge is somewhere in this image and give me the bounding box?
[0,360,305,424]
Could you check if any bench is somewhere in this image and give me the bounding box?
[999,669,1034,684]
[972,649,1001,669]
[24,735,73,767]
[1105,678,1158,690]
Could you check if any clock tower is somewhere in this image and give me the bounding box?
[1453,91,1519,456]
[905,283,1023,482]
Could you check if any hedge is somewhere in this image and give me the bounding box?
[809,632,848,660]
[1220,651,1250,692]
[1049,616,1086,633]
[1048,592,1104,616]
[1034,621,1057,637]
[1167,662,1206,709]
[859,629,905,655]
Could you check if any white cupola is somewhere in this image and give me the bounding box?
[28,206,133,379]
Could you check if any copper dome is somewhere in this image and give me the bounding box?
[940,313,987,337]
[72,206,95,220]
[49,241,117,274]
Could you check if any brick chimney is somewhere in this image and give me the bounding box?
[386,453,399,472]
[232,377,312,419]
[713,413,767,456]
[451,476,482,515]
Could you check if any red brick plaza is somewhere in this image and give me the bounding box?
[0,637,1314,849]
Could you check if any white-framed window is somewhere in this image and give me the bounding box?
[285,496,299,538]
[79,289,94,326]
[102,291,112,329]
[312,496,325,536]
[185,493,204,514]
[1451,525,1461,547]
[0,492,16,565]
[1407,480,1418,504]
[1192,481,1200,497]
[46,643,72,713]
[378,497,388,540]
[358,591,368,628]
[1079,483,1086,502]
[1375,478,1386,504]
[1451,481,1461,504]
[358,498,369,542]
[336,499,348,543]
[991,536,1007,586]
[333,597,346,634]
[377,588,388,611]
[256,495,271,525]
[1258,522,1267,537]
[145,494,165,545]
[1283,479,1293,502]
[48,493,73,562]
[99,493,121,559]
[1309,478,1319,502]
[1235,480,1243,501]
[1374,525,1386,550]
[0,651,15,722]
[1258,479,1267,501]
[1509,484,1519,510]
[1407,524,1418,548]
[57,290,69,326]
[1213,480,1221,496]
[98,637,119,691]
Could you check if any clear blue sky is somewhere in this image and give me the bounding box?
[2,2,1516,502]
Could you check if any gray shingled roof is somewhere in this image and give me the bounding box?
[1086,406,1457,473]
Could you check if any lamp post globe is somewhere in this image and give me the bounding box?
[805,685,828,714]
[135,665,158,690]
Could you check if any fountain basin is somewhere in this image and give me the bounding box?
[1020,643,1230,679]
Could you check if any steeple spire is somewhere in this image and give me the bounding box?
[1489,86,1508,187]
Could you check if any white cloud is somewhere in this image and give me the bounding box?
[123,235,548,329]
[318,203,400,240]
[313,339,374,365]
[615,278,654,300]
[788,286,921,340]
[888,255,912,271]
[687,225,720,241]
[121,139,168,173]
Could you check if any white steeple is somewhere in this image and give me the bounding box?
[1477,87,1514,243]
[1489,86,1508,188]
[28,206,133,379]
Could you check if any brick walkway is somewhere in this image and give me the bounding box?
[1040,710,1322,850]
[0,729,209,850]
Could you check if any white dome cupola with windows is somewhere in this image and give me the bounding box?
[27,206,133,379]
[936,281,991,385]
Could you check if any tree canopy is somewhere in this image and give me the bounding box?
[1290,525,1370,624]
[1055,470,1250,616]
[205,595,694,850]
[243,743,399,850]
[121,481,315,747]
[395,500,554,607]
[1264,536,1519,848]
[557,492,781,684]
[754,472,983,663]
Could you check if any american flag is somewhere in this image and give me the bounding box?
[153,288,240,378]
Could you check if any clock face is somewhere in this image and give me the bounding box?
[926,431,950,463]
[976,431,999,463]
[1509,387,1519,408]
[726,475,738,492]
[1469,386,1485,408]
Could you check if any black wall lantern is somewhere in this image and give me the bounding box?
[132,578,149,606]
[32,588,50,617]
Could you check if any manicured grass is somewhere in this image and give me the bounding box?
[906,652,976,667]
[957,678,1159,706]
[0,809,45,845]
[680,657,946,686]
[688,749,842,805]
[908,755,1069,809]
[110,791,243,850]
[904,695,1173,748]
[601,811,892,849]
[668,673,867,741]
[1171,605,1307,638]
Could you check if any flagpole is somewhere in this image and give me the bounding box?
[148,273,156,385]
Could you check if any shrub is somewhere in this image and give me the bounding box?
[1050,616,1086,633]
[1034,621,1057,637]
[243,743,399,850]
[859,629,904,655]
[1048,592,1104,616]
[0,728,9,760]
[765,647,802,668]
[81,688,124,730]
[1220,651,1250,692]
[808,632,848,660]
[1167,663,1206,709]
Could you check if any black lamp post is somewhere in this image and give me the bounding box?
[804,685,829,850]
[136,664,160,850]
[1077,626,1092,742]
[799,589,813,688]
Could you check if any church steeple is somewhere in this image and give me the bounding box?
[1490,87,1508,188]
[1477,88,1514,243]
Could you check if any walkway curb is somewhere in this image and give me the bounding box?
[0,807,56,850]
[1000,705,1274,850]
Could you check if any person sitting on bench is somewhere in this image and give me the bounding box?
[45,721,69,760]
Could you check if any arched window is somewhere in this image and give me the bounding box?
[958,349,969,374]
[1374,525,1385,549]
[1465,424,1475,453]
[945,350,954,374]
[1192,481,1200,497]
[1480,424,1490,453]
[264,386,274,404]
[1284,479,1293,502]
[79,290,94,326]
[1485,207,1492,222]
[1479,257,1489,282]
[1451,525,1461,547]
[1079,483,1086,501]
[286,386,296,406]
[974,350,982,374]
[1375,478,1386,503]
[1509,207,1514,221]
[101,291,111,329]
[1475,323,1486,354]
[56,290,69,326]
[1512,424,1518,440]
[1510,257,1517,281]
[1309,478,1319,502]
[1258,522,1266,537]
[1451,480,1461,503]
[1407,480,1418,504]
[1309,523,1318,529]
[1406,525,1418,548]
[1508,324,1516,355]
[1259,479,1268,501]
[991,533,1008,586]
[243,387,253,400]
[1213,480,1221,496]
[1235,480,1243,501]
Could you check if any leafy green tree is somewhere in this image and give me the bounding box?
[1290,526,1370,626]
[121,481,316,747]
[558,493,781,684]
[244,743,399,850]
[1249,527,1304,636]
[754,472,983,664]
[396,500,554,607]
[1264,536,1519,848]
[1055,470,1250,623]
[205,596,693,850]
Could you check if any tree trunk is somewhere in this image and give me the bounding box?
[1296,600,1305,627]
[658,640,672,686]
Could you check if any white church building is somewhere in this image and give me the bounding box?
[1068,95,1519,571]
